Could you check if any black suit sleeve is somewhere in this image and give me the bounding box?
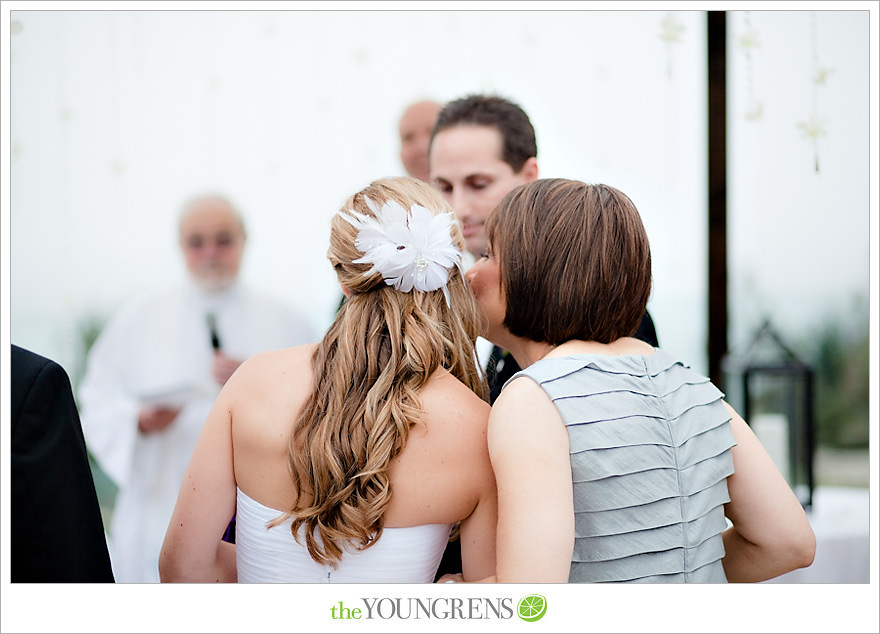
[11,345,115,582]
[634,310,659,348]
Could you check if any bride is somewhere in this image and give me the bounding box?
[159,177,497,582]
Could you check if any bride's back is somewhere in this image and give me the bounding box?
[226,342,493,582]
[230,343,492,529]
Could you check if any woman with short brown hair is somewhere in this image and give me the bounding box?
[461,178,815,583]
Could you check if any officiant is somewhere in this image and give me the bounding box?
[78,193,316,582]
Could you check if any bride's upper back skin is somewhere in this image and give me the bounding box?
[230,343,493,530]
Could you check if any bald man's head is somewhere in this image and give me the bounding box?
[399,100,443,182]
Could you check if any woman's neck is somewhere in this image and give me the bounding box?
[506,337,656,369]
[504,339,558,370]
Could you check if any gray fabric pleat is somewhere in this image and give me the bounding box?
[508,350,736,583]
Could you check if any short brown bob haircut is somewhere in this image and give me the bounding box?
[485,179,652,346]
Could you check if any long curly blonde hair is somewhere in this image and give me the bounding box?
[270,177,487,565]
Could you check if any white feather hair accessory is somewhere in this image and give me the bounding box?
[338,197,463,306]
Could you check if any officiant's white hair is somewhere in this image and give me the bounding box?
[177,193,247,237]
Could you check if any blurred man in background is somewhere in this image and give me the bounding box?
[78,194,316,582]
[398,99,443,182]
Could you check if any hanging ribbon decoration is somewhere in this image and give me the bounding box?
[797,11,833,174]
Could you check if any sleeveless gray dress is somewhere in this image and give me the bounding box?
[509,350,736,583]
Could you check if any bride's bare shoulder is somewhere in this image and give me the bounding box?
[225,343,318,396]
[241,342,317,372]
[419,370,490,428]
[214,345,317,431]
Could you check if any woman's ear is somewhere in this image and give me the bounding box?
[340,284,352,298]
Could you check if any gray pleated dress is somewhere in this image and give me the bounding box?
[509,349,737,583]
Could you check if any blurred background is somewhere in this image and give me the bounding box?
[3,4,874,591]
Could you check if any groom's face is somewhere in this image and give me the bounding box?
[430,125,534,259]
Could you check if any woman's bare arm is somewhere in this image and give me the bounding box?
[489,377,574,583]
[721,402,816,582]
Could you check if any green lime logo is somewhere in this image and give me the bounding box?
[517,594,547,622]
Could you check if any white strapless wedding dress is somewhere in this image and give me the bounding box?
[235,488,452,583]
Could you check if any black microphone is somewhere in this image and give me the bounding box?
[206,313,222,351]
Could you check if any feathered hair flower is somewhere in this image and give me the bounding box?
[339,197,463,306]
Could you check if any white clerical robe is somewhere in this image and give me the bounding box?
[78,281,317,582]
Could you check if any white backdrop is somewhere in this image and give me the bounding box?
[8,7,709,382]
[4,7,873,382]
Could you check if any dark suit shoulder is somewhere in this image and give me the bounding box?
[11,343,55,373]
[11,344,75,430]
[12,344,67,387]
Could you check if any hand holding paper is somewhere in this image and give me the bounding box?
[137,405,182,433]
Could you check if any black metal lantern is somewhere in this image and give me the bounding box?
[724,320,815,508]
